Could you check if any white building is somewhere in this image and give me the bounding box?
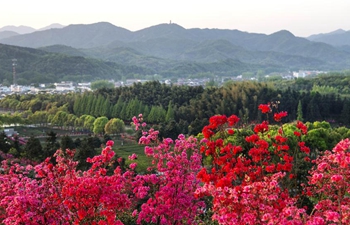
[54,82,75,91]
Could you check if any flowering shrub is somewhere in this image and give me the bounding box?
[0,116,204,225]
[196,103,312,224]
[1,103,350,224]
[305,138,350,224]
[0,141,134,224]
[132,114,205,225]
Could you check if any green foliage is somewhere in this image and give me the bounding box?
[273,71,350,97]
[8,147,19,157]
[93,116,109,134]
[60,135,75,151]
[165,101,175,122]
[303,127,343,154]
[104,118,125,135]
[341,99,350,124]
[159,120,181,140]
[311,84,339,95]
[44,131,60,158]
[147,105,166,123]
[0,44,125,84]
[297,100,303,122]
[0,132,11,153]
[1,76,350,141]
[82,115,96,131]
[23,135,43,161]
[51,111,68,128]
[90,80,114,90]
[74,137,97,170]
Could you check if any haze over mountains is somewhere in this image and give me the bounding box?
[0,23,65,35]
[306,29,350,47]
[0,22,349,85]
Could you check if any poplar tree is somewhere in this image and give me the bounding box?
[165,101,175,122]
[101,96,111,118]
[297,100,304,122]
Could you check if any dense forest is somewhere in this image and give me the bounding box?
[1,73,350,137]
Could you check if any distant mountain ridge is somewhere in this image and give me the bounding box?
[0,30,18,40]
[38,23,65,31]
[0,22,131,48]
[307,29,350,47]
[0,25,36,34]
[0,22,350,76]
[307,29,347,40]
[0,23,65,34]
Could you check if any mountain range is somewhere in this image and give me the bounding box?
[0,23,65,34]
[306,29,350,47]
[0,22,349,85]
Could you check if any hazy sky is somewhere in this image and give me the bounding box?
[1,0,350,37]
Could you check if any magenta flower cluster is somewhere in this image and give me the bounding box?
[1,111,350,224]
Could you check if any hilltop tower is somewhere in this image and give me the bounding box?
[12,58,17,85]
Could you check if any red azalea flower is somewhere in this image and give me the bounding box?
[227,115,240,126]
[297,121,308,135]
[258,104,271,113]
[294,131,301,137]
[274,111,288,122]
[245,134,260,143]
[227,129,235,135]
[209,115,227,128]
[202,125,214,138]
[254,121,269,133]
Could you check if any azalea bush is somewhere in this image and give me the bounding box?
[131,114,205,224]
[0,104,350,224]
[0,116,204,225]
[196,103,350,224]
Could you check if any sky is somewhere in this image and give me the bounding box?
[1,0,350,37]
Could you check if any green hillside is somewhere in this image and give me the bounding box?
[0,44,154,84]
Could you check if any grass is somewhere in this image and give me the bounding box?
[112,139,152,173]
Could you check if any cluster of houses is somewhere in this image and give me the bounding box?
[0,82,91,97]
[0,70,326,98]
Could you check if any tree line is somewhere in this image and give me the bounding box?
[0,79,350,136]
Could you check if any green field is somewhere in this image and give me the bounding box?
[4,125,152,173]
[111,139,151,173]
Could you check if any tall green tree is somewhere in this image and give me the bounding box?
[101,96,111,118]
[44,131,60,158]
[51,111,68,129]
[23,135,43,161]
[0,132,11,153]
[60,135,75,151]
[74,137,96,170]
[165,101,175,122]
[147,106,166,123]
[297,100,304,122]
[92,95,104,117]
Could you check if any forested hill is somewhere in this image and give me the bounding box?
[1,22,350,71]
[0,44,155,84]
[0,43,285,84]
